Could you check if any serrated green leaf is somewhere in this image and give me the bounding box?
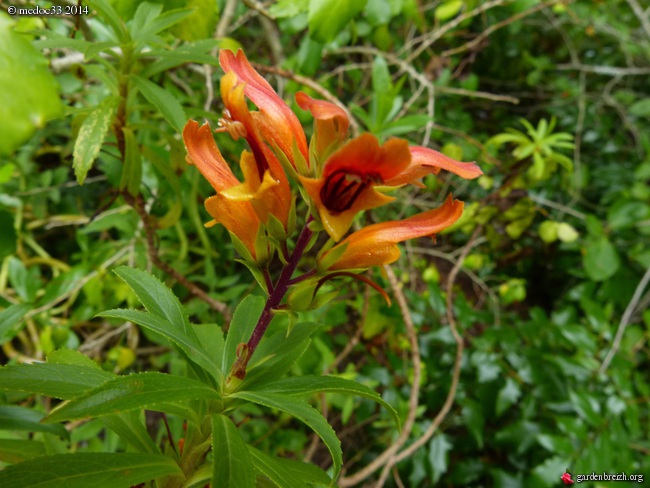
[0,439,45,463]
[0,406,68,440]
[231,391,342,480]
[0,303,31,344]
[258,375,400,430]
[73,96,119,184]
[97,309,222,384]
[45,372,220,423]
[113,267,189,331]
[131,74,186,132]
[223,295,265,373]
[0,14,63,156]
[0,362,114,399]
[248,445,331,488]
[308,0,367,43]
[212,414,255,488]
[0,452,181,488]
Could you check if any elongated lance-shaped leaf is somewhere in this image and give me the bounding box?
[73,95,119,184]
[212,414,256,488]
[259,375,400,430]
[131,75,186,132]
[97,309,222,385]
[45,372,220,423]
[102,411,159,454]
[223,295,265,373]
[231,391,342,482]
[0,452,181,488]
[0,439,45,463]
[248,445,331,488]
[0,362,115,399]
[112,267,190,332]
[0,406,69,440]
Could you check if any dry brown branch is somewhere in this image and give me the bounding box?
[383,226,483,477]
[404,0,510,61]
[433,85,519,104]
[441,0,558,58]
[626,0,650,39]
[556,64,650,76]
[599,264,650,374]
[338,266,422,487]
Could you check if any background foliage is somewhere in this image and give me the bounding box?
[1,0,649,486]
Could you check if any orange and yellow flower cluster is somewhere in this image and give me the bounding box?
[184,50,481,294]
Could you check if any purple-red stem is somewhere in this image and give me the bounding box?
[229,218,313,380]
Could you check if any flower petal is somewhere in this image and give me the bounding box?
[322,195,464,270]
[296,92,349,157]
[204,194,261,260]
[386,146,483,186]
[220,49,309,167]
[324,133,411,181]
[183,120,239,192]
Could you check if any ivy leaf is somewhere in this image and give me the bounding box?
[583,237,620,282]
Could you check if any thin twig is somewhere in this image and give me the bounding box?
[377,227,482,485]
[338,266,421,487]
[405,0,510,61]
[626,0,650,39]
[599,264,650,374]
[441,0,558,58]
[556,64,650,76]
[434,85,519,104]
[125,194,231,322]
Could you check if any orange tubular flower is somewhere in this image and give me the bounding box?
[219,49,309,170]
[295,92,349,162]
[320,195,464,271]
[183,120,261,259]
[299,133,410,241]
[218,71,291,228]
